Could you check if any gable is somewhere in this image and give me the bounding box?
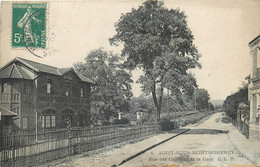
[0,62,35,80]
[62,70,82,82]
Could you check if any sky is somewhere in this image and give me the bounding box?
[0,0,260,100]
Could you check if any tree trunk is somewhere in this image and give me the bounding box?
[157,84,164,121]
[151,82,164,122]
[152,82,159,121]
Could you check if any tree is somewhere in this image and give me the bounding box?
[110,0,201,121]
[74,48,133,123]
[130,95,155,115]
[209,102,215,111]
[222,82,249,120]
[129,95,157,122]
[195,88,210,110]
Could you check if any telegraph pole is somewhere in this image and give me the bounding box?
[167,88,170,117]
[194,88,196,111]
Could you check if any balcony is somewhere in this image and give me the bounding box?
[0,93,20,102]
[38,93,89,104]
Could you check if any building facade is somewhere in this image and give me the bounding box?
[249,35,260,140]
[0,57,94,132]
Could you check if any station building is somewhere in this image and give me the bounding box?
[0,57,94,132]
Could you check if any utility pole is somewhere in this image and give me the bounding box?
[167,88,170,117]
[194,88,196,111]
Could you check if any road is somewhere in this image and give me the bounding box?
[120,113,251,167]
[56,113,252,167]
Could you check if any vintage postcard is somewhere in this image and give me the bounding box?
[0,0,260,167]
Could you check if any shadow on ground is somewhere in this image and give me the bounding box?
[186,129,228,135]
[167,128,190,134]
[167,128,228,135]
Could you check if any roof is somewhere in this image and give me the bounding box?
[77,73,95,84]
[249,35,260,45]
[17,57,60,75]
[0,57,95,84]
[0,63,33,80]
[0,106,17,117]
[57,67,72,75]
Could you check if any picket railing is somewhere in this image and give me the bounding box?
[0,124,160,167]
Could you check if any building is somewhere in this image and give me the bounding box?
[248,35,260,140]
[0,57,94,132]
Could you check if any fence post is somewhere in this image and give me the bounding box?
[68,128,73,156]
[12,135,15,167]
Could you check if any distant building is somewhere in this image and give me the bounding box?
[0,57,94,132]
[248,35,260,140]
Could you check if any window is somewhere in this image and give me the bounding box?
[80,88,84,98]
[23,117,28,129]
[47,79,52,94]
[46,116,51,128]
[2,82,10,93]
[41,116,45,128]
[52,116,56,127]
[41,110,56,128]
[65,86,70,96]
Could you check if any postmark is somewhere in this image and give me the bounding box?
[12,3,47,48]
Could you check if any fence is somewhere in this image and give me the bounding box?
[232,120,250,139]
[0,124,160,167]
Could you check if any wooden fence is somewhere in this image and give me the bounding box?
[0,124,160,167]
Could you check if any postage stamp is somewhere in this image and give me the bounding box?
[12,3,47,48]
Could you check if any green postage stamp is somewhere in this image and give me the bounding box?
[12,3,47,48]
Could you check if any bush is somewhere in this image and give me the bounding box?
[221,116,232,124]
[160,119,175,131]
[113,118,130,125]
[101,121,111,125]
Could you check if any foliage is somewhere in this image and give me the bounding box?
[74,48,133,123]
[238,102,250,122]
[110,0,201,121]
[195,88,210,110]
[209,102,215,111]
[161,82,197,114]
[130,95,155,114]
[129,95,157,122]
[222,83,248,120]
[160,118,175,131]
[221,117,232,124]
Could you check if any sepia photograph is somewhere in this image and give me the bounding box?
[0,0,259,166]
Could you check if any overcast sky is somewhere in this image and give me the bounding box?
[1,0,260,100]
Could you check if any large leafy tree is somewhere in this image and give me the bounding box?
[110,0,201,121]
[223,83,249,120]
[195,88,210,110]
[74,48,133,122]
